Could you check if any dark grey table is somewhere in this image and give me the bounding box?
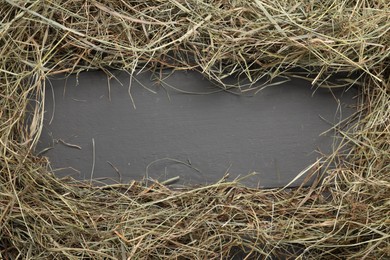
[37,69,357,188]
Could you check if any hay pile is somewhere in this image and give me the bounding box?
[1,0,389,258]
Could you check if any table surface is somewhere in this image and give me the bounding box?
[36,69,357,188]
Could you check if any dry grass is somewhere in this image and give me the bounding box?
[1,0,389,259]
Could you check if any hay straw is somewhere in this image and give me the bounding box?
[1,0,389,258]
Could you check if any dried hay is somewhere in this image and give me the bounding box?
[0,0,389,259]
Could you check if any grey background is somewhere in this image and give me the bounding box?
[37,69,357,187]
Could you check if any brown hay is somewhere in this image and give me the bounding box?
[1,0,389,258]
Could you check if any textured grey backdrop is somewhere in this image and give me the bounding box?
[37,70,357,187]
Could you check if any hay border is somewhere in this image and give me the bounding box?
[1,1,389,258]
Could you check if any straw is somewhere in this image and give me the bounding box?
[0,0,389,258]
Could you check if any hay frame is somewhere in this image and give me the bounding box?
[1,0,389,259]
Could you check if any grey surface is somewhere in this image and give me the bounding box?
[37,69,356,187]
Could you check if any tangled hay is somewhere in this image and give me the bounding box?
[1,0,389,258]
